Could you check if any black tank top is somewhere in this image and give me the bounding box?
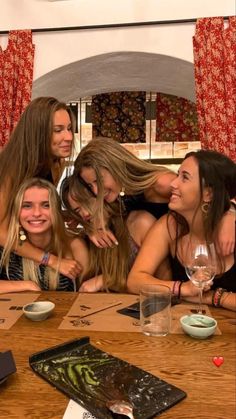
[123,193,169,219]
[170,252,236,292]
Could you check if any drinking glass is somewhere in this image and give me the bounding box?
[185,242,217,314]
[140,284,171,336]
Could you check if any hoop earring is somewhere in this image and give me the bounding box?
[201,201,210,214]
[119,187,125,197]
[19,226,27,245]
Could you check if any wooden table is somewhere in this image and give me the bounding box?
[0,291,235,419]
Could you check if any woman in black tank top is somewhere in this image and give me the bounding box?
[128,150,236,312]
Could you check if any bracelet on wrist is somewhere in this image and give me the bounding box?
[178,282,183,299]
[40,252,51,266]
[212,288,227,307]
[172,280,181,297]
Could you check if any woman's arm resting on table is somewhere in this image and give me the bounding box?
[0,280,41,293]
[184,290,236,312]
[219,291,236,311]
[127,215,174,295]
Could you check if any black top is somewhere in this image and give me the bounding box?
[123,193,169,219]
[44,171,54,183]
[0,247,74,291]
[170,252,236,292]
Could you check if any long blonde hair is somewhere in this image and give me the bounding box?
[74,137,170,193]
[73,137,172,227]
[61,175,130,292]
[0,178,70,290]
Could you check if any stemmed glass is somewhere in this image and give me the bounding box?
[185,242,217,314]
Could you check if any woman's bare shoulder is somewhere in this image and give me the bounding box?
[127,210,156,228]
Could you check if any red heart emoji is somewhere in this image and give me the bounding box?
[213,356,224,367]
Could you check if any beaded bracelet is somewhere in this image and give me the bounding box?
[172,281,181,297]
[212,288,227,308]
[40,252,51,266]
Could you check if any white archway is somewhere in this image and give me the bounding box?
[32,51,196,102]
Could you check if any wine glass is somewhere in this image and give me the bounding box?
[185,242,217,314]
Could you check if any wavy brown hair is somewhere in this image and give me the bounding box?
[0,96,75,222]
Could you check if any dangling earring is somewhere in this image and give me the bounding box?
[119,187,125,197]
[201,201,210,214]
[19,226,27,245]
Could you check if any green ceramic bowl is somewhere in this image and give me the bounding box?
[180,314,217,339]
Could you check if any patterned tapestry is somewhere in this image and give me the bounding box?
[155,93,199,142]
[92,91,146,143]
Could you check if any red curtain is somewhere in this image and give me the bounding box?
[0,30,35,148]
[193,17,236,161]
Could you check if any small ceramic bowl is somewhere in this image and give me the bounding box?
[180,314,217,339]
[23,301,55,321]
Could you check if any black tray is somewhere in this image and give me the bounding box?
[29,337,186,419]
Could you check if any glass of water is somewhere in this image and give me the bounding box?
[185,242,217,314]
[140,284,171,336]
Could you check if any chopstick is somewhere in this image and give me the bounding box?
[65,301,123,319]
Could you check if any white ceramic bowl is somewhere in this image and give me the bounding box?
[23,301,55,321]
[180,314,217,339]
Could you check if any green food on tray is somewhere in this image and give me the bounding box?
[30,337,186,419]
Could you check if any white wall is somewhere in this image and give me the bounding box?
[0,0,235,80]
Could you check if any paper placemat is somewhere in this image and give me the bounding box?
[63,399,97,419]
[0,293,39,330]
[58,293,221,335]
[58,294,140,332]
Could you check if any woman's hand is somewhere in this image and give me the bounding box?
[79,276,104,292]
[48,255,82,280]
[215,209,235,256]
[180,281,198,298]
[88,229,118,248]
[180,280,210,298]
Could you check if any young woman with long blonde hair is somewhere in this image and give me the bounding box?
[0,178,88,293]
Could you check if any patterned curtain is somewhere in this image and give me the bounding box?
[0,30,35,148]
[155,93,199,142]
[193,17,236,161]
[92,91,146,143]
